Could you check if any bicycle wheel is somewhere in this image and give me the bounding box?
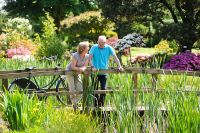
[56,78,71,105]
[8,78,38,93]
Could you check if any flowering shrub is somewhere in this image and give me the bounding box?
[106,36,118,47]
[130,52,167,68]
[9,39,37,54]
[0,17,35,58]
[163,52,200,71]
[6,48,31,58]
[130,54,153,63]
[130,54,153,67]
[154,40,173,53]
[4,17,32,37]
[0,33,7,50]
[0,50,5,58]
[115,33,145,53]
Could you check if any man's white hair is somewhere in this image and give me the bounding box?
[98,35,107,41]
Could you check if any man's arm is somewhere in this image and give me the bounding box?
[113,55,123,71]
[89,54,97,71]
[89,54,93,67]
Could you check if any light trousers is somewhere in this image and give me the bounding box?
[66,74,82,105]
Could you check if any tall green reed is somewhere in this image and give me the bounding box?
[105,73,142,133]
[104,71,199,132]
[166,91,200,132]
[0,90,45,131]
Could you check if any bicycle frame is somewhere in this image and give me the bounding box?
[30,74,62,90]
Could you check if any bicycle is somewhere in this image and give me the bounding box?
[8,56,70,105]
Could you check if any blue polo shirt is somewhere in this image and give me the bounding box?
[89,44,115,69]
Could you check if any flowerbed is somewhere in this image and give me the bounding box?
[163,52,200,71]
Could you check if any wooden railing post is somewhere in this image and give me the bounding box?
[132,72,139,103]
[132,73,138,89]
[152,74,158,90]
[82,73,89,112]
[2,79,8,91]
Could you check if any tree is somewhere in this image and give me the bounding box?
[3,0,98,30]
[98,0,200,52]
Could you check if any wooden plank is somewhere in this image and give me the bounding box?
[94,89,200,95]
[0,67,200,79]
[0,70,76,79]
[85,67,200,76]
[32,89,200,96]
[0,67,62,73]
[35,91,82,96]
[64,106,167,113]
[62,105,167,116]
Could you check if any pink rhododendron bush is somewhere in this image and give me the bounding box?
[6,48,31,58]
[106,36,118,47]
[6,48,33,61]
[163,52,200,71]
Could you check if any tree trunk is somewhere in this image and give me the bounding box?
[178,40,195,53]
[177,24,197,53]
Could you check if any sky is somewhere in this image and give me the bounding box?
[0,0,5,10]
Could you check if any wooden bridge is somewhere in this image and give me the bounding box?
[0,67,200,113]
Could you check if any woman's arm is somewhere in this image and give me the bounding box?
[71,57,81,71]
[71,57,86,72]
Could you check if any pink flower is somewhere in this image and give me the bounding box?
[106,36,118,47]
[6,48,31,58]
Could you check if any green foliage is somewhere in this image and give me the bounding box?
[103,30,118,38]
[131,22,149,36]
[168,40,179,53]
[37,36,66,59]
[3,0,98,30]
[42,109,101,133]
[41,13,57,39]
[167,92,200,133]
[98,0,200,51]
[0,90,44,131]
[193,40,200,49]
[155,23,197,52]
[61,11,116,46]
[0,12,7,33]
[0,89,101,132]
[36,13,66,59]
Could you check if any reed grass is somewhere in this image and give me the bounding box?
[0,58,199,132]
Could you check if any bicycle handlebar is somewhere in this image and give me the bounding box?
[41,56,58,61]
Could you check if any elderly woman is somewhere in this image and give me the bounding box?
[66,41,90,109]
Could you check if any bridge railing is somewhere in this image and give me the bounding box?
[0,67,199,111]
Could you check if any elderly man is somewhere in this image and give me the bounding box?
[89,35,123,107]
